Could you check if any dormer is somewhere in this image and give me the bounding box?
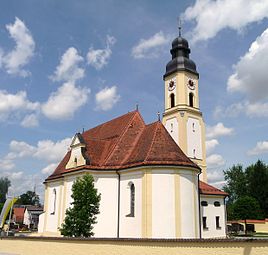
[66,133,89,169]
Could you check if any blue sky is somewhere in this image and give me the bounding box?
[0,0,268,200]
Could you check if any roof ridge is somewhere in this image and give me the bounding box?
[103,111,142,165]
[144,122,160,162]
[84,110,137,134]
[120,115,147,165]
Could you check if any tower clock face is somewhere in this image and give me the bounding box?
[187,78,196,90]
[168,78,176,91]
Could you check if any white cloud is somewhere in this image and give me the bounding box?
[9,140,36,158]
[95,86,120,111]
[228,28,268,101]
[206,122,234,139]
[214,101,268,119]
[87,35,116,70]
[207,170,225,184]
[9,171,23,180]
[20,113,39,127]
[51,47,84,83]
[34,138,71,162]
[248,140,268,155]
[6,172,44,201]
[131,31,170,59]
[213,103,244,119]
[2,17,35,76]
[1,137,71,200]
[8,137,71,163]
[41,163,58,175]
[207,154,225,169]
[0,48,3,68]
[246,101,268,117]
[0,158,15,171]
[183,0,268,43]
[42,82,90,120]
[0,90,40,122]
[206,139,219,155]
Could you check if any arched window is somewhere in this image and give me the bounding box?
[126,182,135,217]
[189,93,194,107]
[51,188,56,215]
[170,93,175,108]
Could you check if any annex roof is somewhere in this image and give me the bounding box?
[199,181,228,196]
[47,110,199,181]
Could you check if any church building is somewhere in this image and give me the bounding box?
[38,32,228,239]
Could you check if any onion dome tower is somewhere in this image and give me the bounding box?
[162,26,207,182]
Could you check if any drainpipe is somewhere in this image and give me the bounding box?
[197,173,202,239]
[116,170,120,238]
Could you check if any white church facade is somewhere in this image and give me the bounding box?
[38,33,228,239]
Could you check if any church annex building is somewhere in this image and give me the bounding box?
[38,33,228,239]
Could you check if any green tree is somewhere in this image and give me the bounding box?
[0,202,4,213]
[223,164,248,203]
[0,177,11,203]
[16,191,41,206]
[245,160,268,217]
[232,196,263,235]
[60,174,101,237]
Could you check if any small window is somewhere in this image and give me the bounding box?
[189,93,194,107]
[216,216,221,229]
[203,217,208,230]
[170,93,175,108]
[214,201,221,207]
[193,149,196,158]
[51,188,56,215]
[74,157,77,166]
[201,201,208,206]
[126,183,135,217]
[171,123,173,133]
[192,123,195,132]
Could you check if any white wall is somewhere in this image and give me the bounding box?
[165,117,179,145]
[23,209,30,227]
[180,171,199,238]
[152,170,175,238]
[61,173,118,238]
[200,195,226,238]
[38,213,45,233]
[45,182,62,233]
[187,117,202,159]
[119,171,142,238]
[93,174,118,238]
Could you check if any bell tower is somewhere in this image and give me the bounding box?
[162,30,207,182]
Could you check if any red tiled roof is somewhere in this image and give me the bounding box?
[47,111,199,181]
[13,207,25,223]
[199,181,228,196]
[228,219,268,224]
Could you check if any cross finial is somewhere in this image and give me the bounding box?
[177,17,182,37]
[157,111,161,121]
[136,103,139,111]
